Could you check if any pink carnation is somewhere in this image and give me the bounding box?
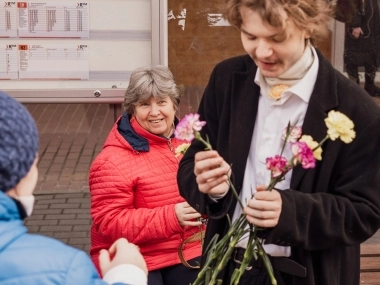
[266,155,289,178]
[291,141,316,169]
[282,126,302,143]
[174,113,206,141]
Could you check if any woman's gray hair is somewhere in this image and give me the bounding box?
[123,65,180,114]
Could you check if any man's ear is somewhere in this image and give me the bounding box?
[305,28,313,40]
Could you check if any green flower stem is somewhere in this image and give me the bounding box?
[266,178,278,191]
[195,131,212,150]
[257,241,277,285]
[193,222,248,285]
[207,219,250,285]
[232,225,256,285]
[204,233,220,256]
[230,269,241,285]
[252,238,259,260]
[213,220,248,257]
[280,122,293,155]
[209,233,242,284]
[192,249,220,285]
[228,177,245,211]
[205,268,211,285]
[193,235,224,285]
[267,174,287,191]
[213,215,247,249]
[313,135,329,151]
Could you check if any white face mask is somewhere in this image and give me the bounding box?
[16,195,35,217]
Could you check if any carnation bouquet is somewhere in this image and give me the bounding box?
[174,111,356,285]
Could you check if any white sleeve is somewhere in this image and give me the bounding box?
[208,190,229,202]
[102,264,147,285]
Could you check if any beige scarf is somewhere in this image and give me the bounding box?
[266,40,314,100]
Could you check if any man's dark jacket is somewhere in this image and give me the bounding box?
[177,50,380,285]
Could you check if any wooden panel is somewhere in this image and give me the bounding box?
[360,272,380,284]
[361,243,380,255]
[360,243,380,284]
[361,256,380,271]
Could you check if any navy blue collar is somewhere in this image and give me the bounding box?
[117,113,149,152]
[117,113,179,152]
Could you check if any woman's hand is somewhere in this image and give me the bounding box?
[175,201,202,226]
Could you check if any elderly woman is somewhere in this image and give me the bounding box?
[90,65,203,285]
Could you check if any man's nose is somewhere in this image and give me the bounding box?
[255,40,273,59]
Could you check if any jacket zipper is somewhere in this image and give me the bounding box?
[167,139,178,162]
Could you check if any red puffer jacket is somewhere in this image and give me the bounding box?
[90,114,203,274]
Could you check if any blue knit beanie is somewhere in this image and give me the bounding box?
[0,92,39,192]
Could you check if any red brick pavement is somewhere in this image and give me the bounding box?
[23,103,118,253]
[25,192,91,252]
[25,103,116,194]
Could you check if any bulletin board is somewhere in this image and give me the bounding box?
[167,0,245,117]
[167,0,335,118]
[1,0,166,103]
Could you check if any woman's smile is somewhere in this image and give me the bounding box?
[149,118,164,123]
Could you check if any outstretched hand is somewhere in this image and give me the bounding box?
[99,238,148,277]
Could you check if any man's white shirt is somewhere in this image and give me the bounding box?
[232,46,320,256]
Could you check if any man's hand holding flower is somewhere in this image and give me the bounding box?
[244,185,282,228]
[194,150,231,197]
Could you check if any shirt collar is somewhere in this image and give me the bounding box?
[254,46,319,103]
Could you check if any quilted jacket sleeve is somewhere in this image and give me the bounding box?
[90,159,183,245]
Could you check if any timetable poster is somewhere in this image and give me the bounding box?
[18,2,89,38]
[18,44,89,80]
[0,44,18,79]
[0,2,18,37]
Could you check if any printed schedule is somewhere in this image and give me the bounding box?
[0,44,18,79]
[18,2,89,38]
[18,44,89,79]
[0,2,18,37]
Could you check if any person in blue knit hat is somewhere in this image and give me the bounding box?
[0,91,148,285]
